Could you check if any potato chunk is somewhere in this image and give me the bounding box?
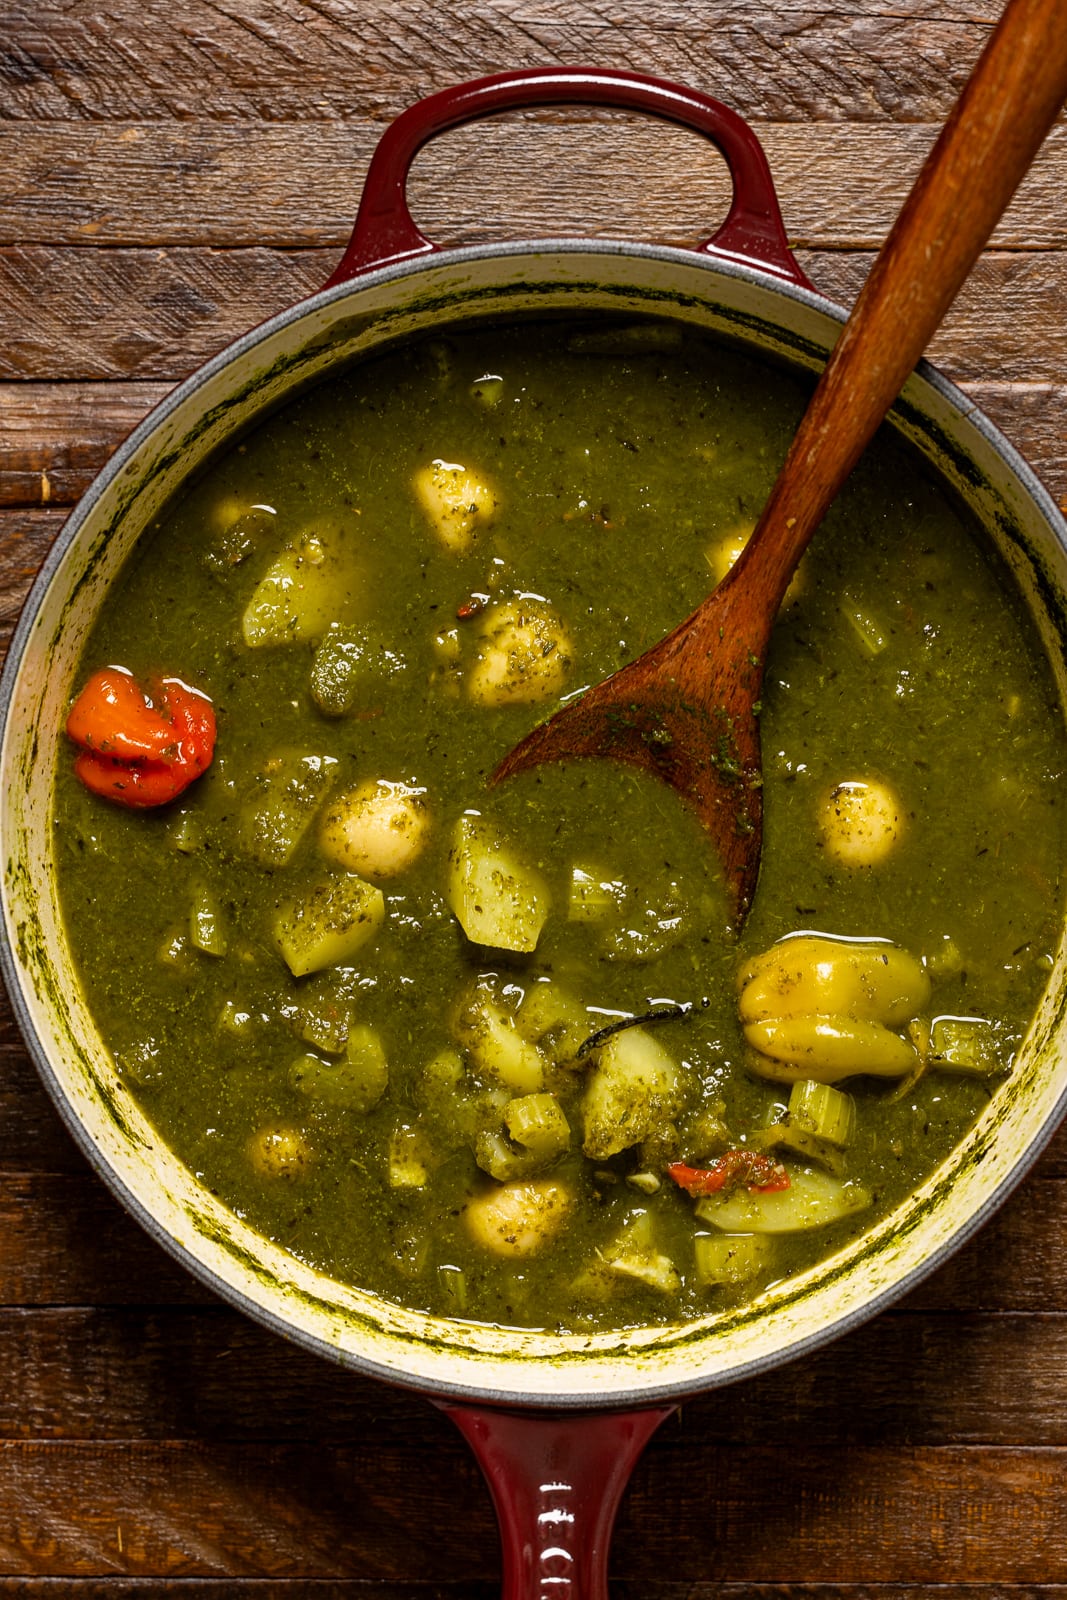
[581,1025,682,1160]
[818,778,904,867]
[242,527,359,646]
[695,1166,871,1233]
[247,1124,312,1180]
[413,459,497,552]
[467,598,573,707]
[320,779,431,879]
[273,872,385,977]
[462,1176,572,1256]
[445,814,550,953]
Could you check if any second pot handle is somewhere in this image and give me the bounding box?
[436,1400,677,1600]
[325,68,811,290]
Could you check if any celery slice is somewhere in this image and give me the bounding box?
[694,1231,773,1287]
[787,1079,856,1147]
[288,1029,388,1113]
[929,1015,1011,1076]
[504,1093,570,1159]
[189,881,226,957]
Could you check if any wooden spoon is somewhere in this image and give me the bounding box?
[492,0,1067,923]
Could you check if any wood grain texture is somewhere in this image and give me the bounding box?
[0,0,1002,125]
[4,1298,1067,1444]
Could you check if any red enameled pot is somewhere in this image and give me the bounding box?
[3,69,1067,1599]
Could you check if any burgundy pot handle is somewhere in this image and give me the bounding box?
[435,1400,677,1600]
[325,68,811,290]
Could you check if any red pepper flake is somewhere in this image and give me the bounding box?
[456,595,488,621]
[667,1151,790,1197]
[67,667,216,809]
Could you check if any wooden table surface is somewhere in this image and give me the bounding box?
[4,2,1067,1594]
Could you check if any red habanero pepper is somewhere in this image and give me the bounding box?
[67,669,216,809]
[667,1151,791,1197]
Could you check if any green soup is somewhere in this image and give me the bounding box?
[53,318,1066,1332]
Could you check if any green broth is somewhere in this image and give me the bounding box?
[53,318,1066,1332]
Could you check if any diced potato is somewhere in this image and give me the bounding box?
[273,872,385,977]
[599,1211,681,1293]
[296,995,350,1055]
[445,814,550,953]
[694,1232,773,1287]
[242,526,360,646]
[247,1124,313,1180]
[516,980,591,1067]
[462,1175,572,1256]
[413,458,497,553]
[818,777,904,867]
[744,1015,918,1083]
[203,503,276,575]
[739,936,930,1027]
[470,375,504,408]
[452,982,546,1093]
[695,1165,871,1233]
[581,1025,683,1160]
[319,779,431,879]
[289,1024,389,1112]
[467,598,573,707]
[241,752,337,867]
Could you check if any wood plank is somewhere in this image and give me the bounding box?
[4,1302,1067,1446]
[0,1172,216,1308]
[2,123,1065,251]
[0,1432,490,1578]
[0,1586,497,1598]
[1,1434,1067,1581]
[0,378,177,495]
[0,1,1002,126]
[0,1036,97,1175]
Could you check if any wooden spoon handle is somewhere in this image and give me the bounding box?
[737,0,1067,612]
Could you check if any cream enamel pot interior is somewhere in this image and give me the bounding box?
[4,68,1067,1598]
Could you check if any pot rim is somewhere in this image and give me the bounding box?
[4,235,1067,1411]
